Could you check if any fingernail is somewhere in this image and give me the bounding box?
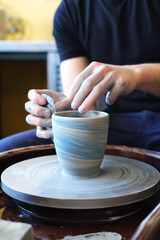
[25,115,31,123]
[105,94,113,105]
[40,99,46,105]
[71,101,78,109]
[24,102,29,110]
[78,105,87,113]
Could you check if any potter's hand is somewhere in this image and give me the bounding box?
[25,89,71,138]
[68,62,139,113]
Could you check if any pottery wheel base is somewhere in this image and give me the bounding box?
[16,200,145,224]
[1,155,160,209]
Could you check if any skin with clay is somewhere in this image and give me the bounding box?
[25,58,160,139]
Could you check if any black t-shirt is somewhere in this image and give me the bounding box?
[53,0,160,113]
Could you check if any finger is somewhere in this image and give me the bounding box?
[41,94,56,113]
[26,114,52,127]
[70,71,104,110]
[28,89,37,100]
[28,89,46,105]
[55,97,71,111]
[36,126,53,139]
[105,77,128,105]
[76,72,115,113]
[25,101,51,118]
[28,89,56,105]
[77,84,105,113]
[68,63,94,101]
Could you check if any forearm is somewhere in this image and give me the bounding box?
[134,63,160,96]
[60,57,90,95]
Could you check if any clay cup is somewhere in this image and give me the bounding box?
[52,110,109,177]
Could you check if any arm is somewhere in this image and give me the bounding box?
[68,62,160,113]
[61,56,89,95]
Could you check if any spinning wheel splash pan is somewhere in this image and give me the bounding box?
[1,155,160,209]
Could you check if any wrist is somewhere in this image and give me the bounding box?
[129,63,160,95]
[128,64,148,91]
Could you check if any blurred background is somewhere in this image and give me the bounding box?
[0,0,61,40]
[0,0,61,139]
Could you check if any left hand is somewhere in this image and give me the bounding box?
[25,89,71,138]
[68,61,139,113]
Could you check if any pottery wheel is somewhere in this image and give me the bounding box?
[1,155,160,209]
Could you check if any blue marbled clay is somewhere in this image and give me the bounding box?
[52,111,109,177]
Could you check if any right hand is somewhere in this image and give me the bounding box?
[68,62,139,113]
[25,89,71,139]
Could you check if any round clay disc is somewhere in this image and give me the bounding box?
[1,155,160,209]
